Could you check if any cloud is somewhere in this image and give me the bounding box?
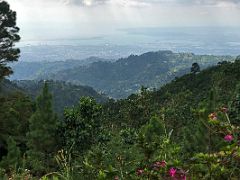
[8,0,240,8]
[182,0,240,5]
[7,0,240,41]
[61,0,109,6]
[134,0,240,6]
[62,0,240,8]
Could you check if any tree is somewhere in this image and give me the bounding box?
[183,89,221,155]
[229,84,240,124]
[138,115,165,161]
[0,136,21,171]
[0,92,33,159]
[191,63,200,74]
[0,1,20,79]
[59,97,103,153]
[236,55,240,61]
[26,82,58,174]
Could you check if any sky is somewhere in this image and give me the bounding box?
[5,0,240,41]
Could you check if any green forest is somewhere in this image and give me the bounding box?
[1,1,240,180]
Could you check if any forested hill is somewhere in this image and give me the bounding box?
[104,58,240,143]
[43,50,234,98]
[0,79,22,95]
[10,57,109,80]
[1,80,108,114]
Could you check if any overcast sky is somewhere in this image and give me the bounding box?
[6,0,240,41]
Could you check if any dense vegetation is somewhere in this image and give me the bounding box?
[13,80,108,114]
[1,57,240,179]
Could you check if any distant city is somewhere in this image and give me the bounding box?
[17,27,240,62]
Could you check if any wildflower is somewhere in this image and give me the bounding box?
[169,167,177,177]
[220,107,228,113]
[136,169,144,176]
[224,134,234,142]
[208,113,217,120]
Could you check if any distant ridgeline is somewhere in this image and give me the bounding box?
[10,57,109,80]
[11,50,234,98]
[1,79,108,114]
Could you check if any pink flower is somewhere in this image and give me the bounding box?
[224,134,234,142]
[169,167,177,177]
[208,113,217,120]
[136,169,144,176]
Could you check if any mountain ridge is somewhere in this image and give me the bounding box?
[42,50,234,98]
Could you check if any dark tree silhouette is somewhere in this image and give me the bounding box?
[191,62,200,74]
[0,1,20,79]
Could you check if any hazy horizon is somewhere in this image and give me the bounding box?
[7,0,240,42]
[4,0,240,62]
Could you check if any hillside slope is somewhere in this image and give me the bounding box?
[104,58,240,139]
[10,57,109,80]
[14,80,108,114]
[0,79,22,95]
[44,51,234,98]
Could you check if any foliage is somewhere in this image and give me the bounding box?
[191,62,200,74]
[58,97,103,153]
[1,55,240,179]
[0,1,20,79]
[188,107,240,179]
[138,115,165,161]
[229,84,240,124]
[0,136,21,171]
[14,80,108,114]
[26,82,58,175]
[0,91,33,158]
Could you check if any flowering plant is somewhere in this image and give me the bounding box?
[190,106,240,179]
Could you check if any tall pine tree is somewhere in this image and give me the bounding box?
[0,136,21,171]
[0,1,20,79]
[183,89,218,155]
[26,82,58,174]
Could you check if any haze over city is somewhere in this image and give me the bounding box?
[7,0,240,41]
